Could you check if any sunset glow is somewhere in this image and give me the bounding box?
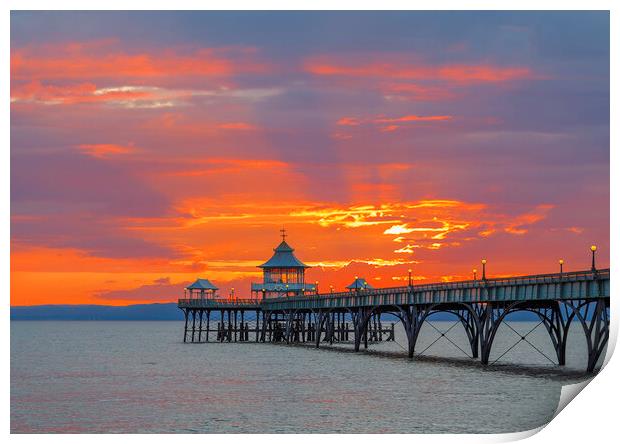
[11,11,609,306]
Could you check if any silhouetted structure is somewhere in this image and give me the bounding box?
[346,277,374,292]
[178,235,610,373]
[250,230,316,299]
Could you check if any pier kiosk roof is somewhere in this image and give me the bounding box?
[346,277,374,290]
[258,240,309,269]
[252,231,315,298]
[186,278,219,290]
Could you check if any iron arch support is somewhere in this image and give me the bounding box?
[564,298,609,372]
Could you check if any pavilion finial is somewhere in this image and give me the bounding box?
[280,227,287,241]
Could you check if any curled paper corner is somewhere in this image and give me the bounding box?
[553,378,593,419]
[496,424,546,442]
[550,316,618,421]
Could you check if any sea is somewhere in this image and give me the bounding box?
[10,320,599,434]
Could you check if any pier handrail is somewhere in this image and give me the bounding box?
[261,268,610,305]
[178,298,261,307]
[178,268,609,308]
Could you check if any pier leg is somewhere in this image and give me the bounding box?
[315,311,325,348]
[567,298,609,372]
[285,310,293,344]
[240,311,245,342]
[198,310,203,343]
[191,309,197,343]
[220,310,225,342]
[531,302,572,366]
[479,303,502,365]
[353,308,372,352]
[183,309,189,343]
[206,310,210,342]
[398,305,428,359]
[329,313,334,345]
[458,307,480,359]
[234,310,238,342]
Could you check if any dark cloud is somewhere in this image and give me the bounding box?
[96,277,189,302]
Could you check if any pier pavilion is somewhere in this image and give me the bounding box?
[251,230,317,299]
[184,278,218,300]
[347,277,374,292]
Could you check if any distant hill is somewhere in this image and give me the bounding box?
[10,303,183,321]
[10,303,539,321]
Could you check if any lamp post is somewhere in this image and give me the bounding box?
[408,268,413,287]
[591,245,597,271]
[330,285,334,294]
[315,281,319,295]
[559,259,564,275]
[473,268,477,280]
[481,259,487,280]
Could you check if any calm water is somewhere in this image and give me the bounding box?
[11,320,597,433]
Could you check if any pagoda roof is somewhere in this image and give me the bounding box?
[186,278,219,290]
[346,277,374,290]
[259,240,309,269]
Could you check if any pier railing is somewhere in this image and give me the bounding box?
[178,269,609,310]
[260,269,609,310]
[178,298,261,309]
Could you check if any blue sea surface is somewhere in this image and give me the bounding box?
[10,320,595,433]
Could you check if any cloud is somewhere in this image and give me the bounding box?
[10,40,282,110]
[11,82,284,108]
[11,40,267,81]
[308,258,418,269]
[217,122,259,131]
[503,204,554,235]
[96,277,189,302]
[77,143,136,158]
[382,82,456,101]
[334,113,453,135]
[375,115,453,123]
[10,81,153,106]
[336,117,362,126]
[394,244,421,254]
[304,56,539,85]
[384,224,415,235]
[137,112,266,137]
[153,157,288,178]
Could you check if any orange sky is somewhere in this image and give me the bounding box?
[10,12,610,305]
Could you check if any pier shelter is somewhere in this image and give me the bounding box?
[251,231,316,299]
[185,278,218,300]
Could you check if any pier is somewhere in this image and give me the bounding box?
[178,235,610,373]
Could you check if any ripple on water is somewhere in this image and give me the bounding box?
[11,321,597,433]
